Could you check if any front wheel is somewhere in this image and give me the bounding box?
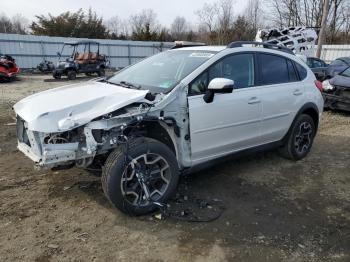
[67,70,76,80]
[102,138,179,215]
[279,114,316,160]
[53,71,61,79]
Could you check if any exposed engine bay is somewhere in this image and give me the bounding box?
[14,80,191,170]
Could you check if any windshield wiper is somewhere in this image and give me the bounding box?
[100,78,119,86]
[118,81,142,89]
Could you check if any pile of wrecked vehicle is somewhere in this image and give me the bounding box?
[322,66,350,112]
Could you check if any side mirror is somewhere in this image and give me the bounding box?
[57,52,61,57]
[203,78,234,103]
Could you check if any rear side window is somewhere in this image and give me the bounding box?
[294,62,307,80]
[287,59,298,82]
[259,54,289,85]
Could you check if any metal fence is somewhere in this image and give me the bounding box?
[316,45,350,63]
[0,33,349,68]
[0,33,173,69]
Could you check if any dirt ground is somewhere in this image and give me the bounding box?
[0,74,349,262]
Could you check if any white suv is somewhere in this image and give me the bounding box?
[14,42,324,215]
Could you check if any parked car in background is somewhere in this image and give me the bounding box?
[306,57,328,81]
[326,57,350,79]
[323,66,350,112]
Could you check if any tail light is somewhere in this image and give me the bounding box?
[314,80,323,92]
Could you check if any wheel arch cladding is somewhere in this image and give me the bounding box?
[282,102,319,143]
[138,121,177,156]
[296,103,319,131]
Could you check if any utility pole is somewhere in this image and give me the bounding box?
[316,0,330,58]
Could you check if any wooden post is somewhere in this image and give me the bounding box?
[316,0,330,58]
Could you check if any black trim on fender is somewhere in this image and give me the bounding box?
[281,102,320,144]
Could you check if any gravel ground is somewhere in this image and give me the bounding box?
[0,74,349,262]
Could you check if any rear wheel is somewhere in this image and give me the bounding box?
[97,68,105,77]
[102,137,179,215]
[53,71,61,79]
[279,114,316,160]
[67,70,76,80]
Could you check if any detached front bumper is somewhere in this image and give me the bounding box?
[16,117,79,168]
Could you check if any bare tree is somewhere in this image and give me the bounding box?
[216,0,235,44]
[0,13,28,34]
[244,0,263,31]
[195,0,236,44]
[195,2,219,43]
[106,16,129,39]
[170,16,189,40]
[129,9,160,40]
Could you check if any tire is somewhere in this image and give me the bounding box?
[97,68,105,77]
[102,137,179,215]
[279,114,316,160]
[67,70,76,80]
[53,71,61,79]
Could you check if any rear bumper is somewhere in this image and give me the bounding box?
[323,93,350,112]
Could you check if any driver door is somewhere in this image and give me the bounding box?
[188,53,263,163]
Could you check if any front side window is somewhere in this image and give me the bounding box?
[190,53,255,95]
[107,50,216,93]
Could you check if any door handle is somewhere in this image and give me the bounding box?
[293,89,303,96]
[248,97,261,104]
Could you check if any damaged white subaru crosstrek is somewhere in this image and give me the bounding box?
[14,42,324,215]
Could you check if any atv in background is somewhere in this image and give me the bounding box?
[37,59,55,73]
[52,40,108,80]
[0,54,20,82]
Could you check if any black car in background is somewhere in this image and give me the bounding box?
[307,57,328,81]
[322,66,350,112]
[325,57,350,79]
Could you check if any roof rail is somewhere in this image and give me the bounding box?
[227,41,294,55]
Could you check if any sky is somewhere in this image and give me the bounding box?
[2,0,247,26]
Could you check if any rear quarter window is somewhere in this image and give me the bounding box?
[294,62,308,80]
[258,53,299,85]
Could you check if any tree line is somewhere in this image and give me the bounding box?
[0,0,350,44]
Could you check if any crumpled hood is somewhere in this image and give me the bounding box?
[14,81,149,132]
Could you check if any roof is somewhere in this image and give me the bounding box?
[64,40,100,45]
[170,46,226,52]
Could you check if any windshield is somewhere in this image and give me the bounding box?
[107,50,216,93]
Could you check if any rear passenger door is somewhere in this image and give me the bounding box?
[257,53,305,143]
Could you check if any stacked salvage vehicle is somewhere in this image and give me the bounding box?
[0,54,20,82]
